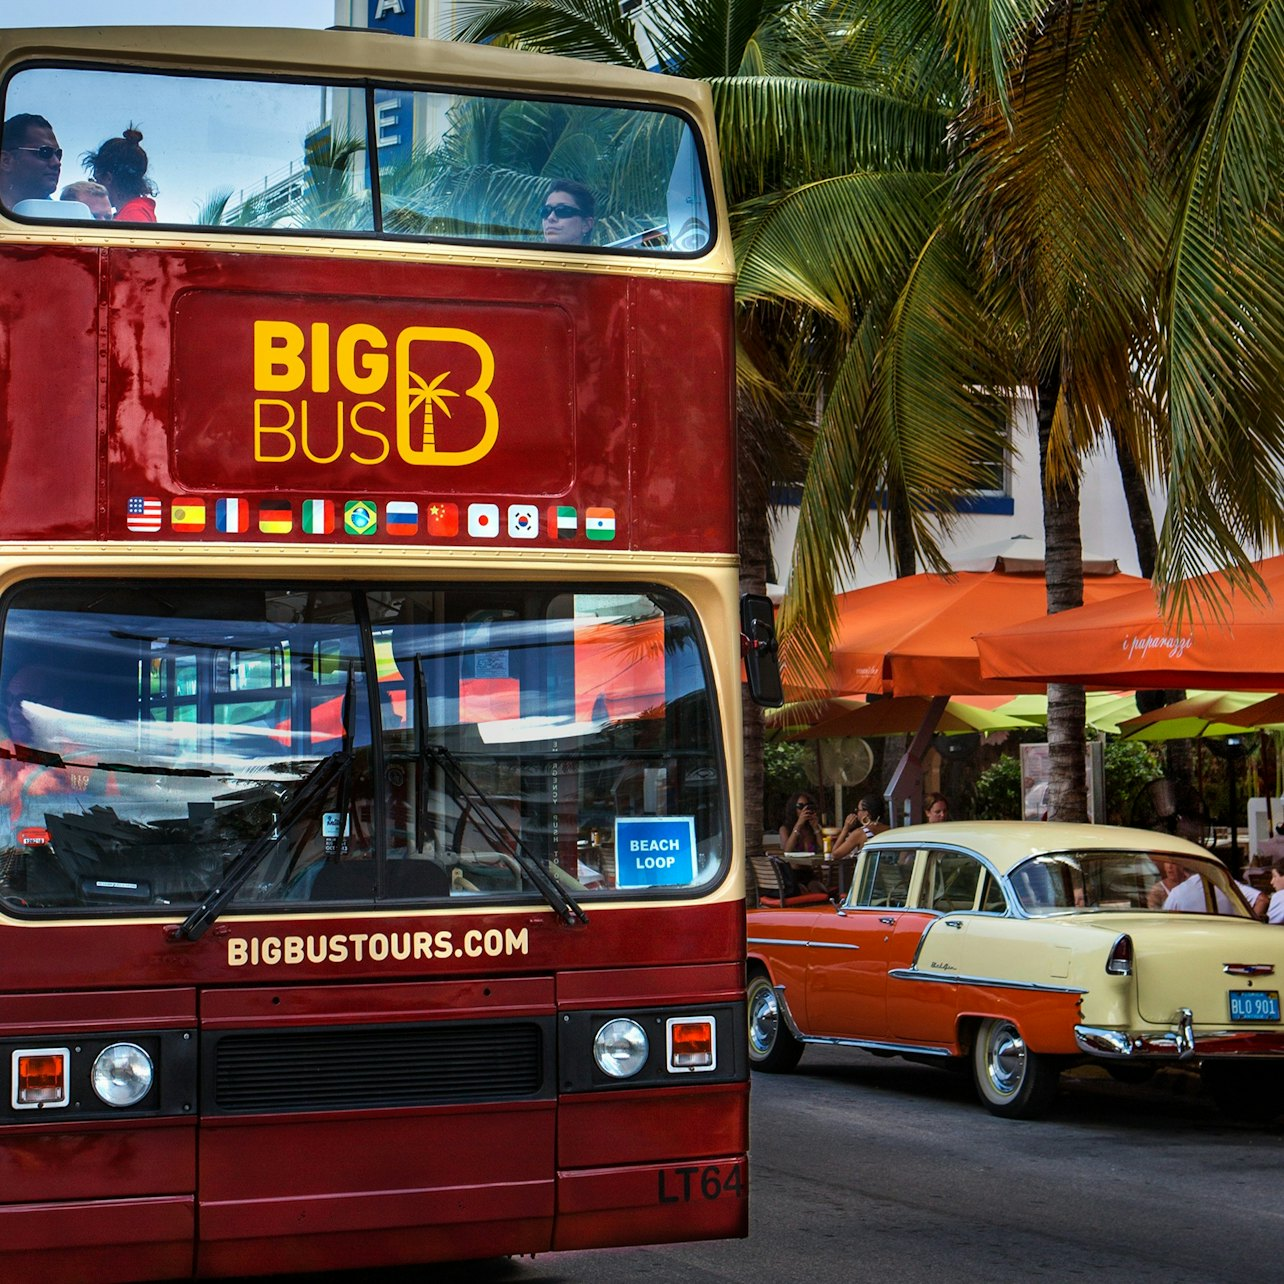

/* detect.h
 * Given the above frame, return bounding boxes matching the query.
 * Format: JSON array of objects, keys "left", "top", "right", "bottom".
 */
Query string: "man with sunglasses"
[
  {"left": 0, "top": 114, "right": 61, "bottom": 210},
  {"left": 540, "top": 179, "right": 595, "bottom": 246}
]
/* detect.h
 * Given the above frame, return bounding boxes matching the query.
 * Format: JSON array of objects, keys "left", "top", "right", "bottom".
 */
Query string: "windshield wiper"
[
  {"left": 414, "top": 660, "right": 586, "bottom": 928},
  {"left": 173, "top": 669, "right": 356, "bottom": 942}
]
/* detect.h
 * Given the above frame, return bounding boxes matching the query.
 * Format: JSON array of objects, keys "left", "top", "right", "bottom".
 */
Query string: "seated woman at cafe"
[
  {"left": 778, "top": 791, "right": 827, "bottom": 893},
  {"left": 832, "top": 794, "right": 889, "bottom": 859}
]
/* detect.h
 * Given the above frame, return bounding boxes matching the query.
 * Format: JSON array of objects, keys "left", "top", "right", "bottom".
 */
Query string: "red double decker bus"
[{"left": 0, "top": 25, "right": 754, "bottom": 1280}]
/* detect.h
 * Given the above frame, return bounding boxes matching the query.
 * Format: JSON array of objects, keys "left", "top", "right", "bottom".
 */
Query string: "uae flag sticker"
[
  {"left": 585, "top": 507, "right": 616, "bottom": 541},
  {"left": 302, "top": 499, "right": 335, "bottom": 534},
  {"left": 548, "top": 505, "right": 577, "bottom": 539}
]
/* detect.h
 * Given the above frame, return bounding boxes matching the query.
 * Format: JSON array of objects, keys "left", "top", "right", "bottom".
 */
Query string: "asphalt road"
[{"left": 273, "top": 1049, "right": 1284, "bottom": 1284}]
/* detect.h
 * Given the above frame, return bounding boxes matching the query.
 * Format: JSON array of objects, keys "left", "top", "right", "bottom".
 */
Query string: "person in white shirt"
[
  {"left": 1164, "top": 871, "right": 1267, "bottom": 918},
  {"left": 1268, "top": 858, "right": 1284, "bottom": 925}
]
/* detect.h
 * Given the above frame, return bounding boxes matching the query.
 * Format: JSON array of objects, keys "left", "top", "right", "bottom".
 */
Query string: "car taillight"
[
  {"left": 12, "top": 1048, "right": 71, "bottom": 1109},
  {"left": 667, "top": 1016, "right": 716, "bottom": 1072},
  {"left": 1106, "top": 934, "right": 1133, "bottom": 977}
]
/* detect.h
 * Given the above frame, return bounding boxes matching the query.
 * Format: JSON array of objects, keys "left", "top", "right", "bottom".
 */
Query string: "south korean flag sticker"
[{"left": 508, "top": 504, "right": 539, "bottom": 539}]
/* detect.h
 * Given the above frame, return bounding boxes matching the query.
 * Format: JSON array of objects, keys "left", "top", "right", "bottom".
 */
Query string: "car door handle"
[
  {"left": 879, "top": 916, "right": 897, "bottom": 925},
  {"left": 944, "top": 919, "right": 963, "bottom": 929}
]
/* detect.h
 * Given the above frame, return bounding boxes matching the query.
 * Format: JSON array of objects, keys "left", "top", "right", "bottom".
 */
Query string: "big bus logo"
[{"left": 252, "top": 321, "right": 500, "bottom": 468}]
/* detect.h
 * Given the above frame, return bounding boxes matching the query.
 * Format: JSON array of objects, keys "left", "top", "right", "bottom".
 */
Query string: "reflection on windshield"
[
  {"left": 1009, "top": 851, "right": 1254, "bottom": 917},
  {"left": 0, "top": 581, "right": 725, "bottom": 916},
  {"left": 2, "top": 65, "right": 712, "bottom": 253}
]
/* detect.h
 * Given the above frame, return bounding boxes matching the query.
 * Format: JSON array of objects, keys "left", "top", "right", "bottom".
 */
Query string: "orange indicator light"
[
  {"left": 667, "top": 1017, "right": 715, "bottom": 1071},
  {"left": 13, "top": 1048, "right": 71, "bottom": 1108}
]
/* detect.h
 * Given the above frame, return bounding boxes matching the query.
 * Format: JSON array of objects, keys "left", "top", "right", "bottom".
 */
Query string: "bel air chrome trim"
[
  {"left": 889, "top": 967, "right": 1085, "bottom": 996},
  {"left": 747, "top": 937, "right": 860, "bottom": 951},
  {"left": 774, "top": 985, "right": 952, "bottom": 1058}
]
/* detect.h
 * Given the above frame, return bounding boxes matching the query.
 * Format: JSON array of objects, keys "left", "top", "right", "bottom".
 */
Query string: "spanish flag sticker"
[{"left": 171, "top": 500, "right": 206, "bottom": 533}]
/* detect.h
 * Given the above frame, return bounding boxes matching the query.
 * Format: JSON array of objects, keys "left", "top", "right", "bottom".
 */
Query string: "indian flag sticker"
[
  {"left": 344, "top": 500, "right": 378, "bottom": 536},
  {"left": 585, "top": 507, "right": 616, "bottom": 541},
  {"left": 302, "top": 499, "right": 335, "bottom": 535},
  {"left": 386, "top": 500, "right": 418, "bottom": 536},
  {"left": 548, "top": 505, "right": 577, "bottom": 539}
]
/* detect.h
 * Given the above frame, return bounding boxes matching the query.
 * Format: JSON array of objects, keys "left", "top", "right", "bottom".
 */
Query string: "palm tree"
[{"left": 451, "top": 0, "right": 1004, "bottom": 843}]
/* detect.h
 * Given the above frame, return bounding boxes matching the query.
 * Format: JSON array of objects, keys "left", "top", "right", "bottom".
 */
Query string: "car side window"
[
  {"left": 923, "top": 851, "right": 991, "bottom": 912},
  {"left": 852, "top": 848, "right": 911, "bottom": 909}
]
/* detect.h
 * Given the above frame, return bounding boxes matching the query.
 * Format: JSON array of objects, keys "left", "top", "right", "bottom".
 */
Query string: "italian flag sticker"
[
  {"left": 302, "top": 499, "right": 335, "bottom": 534},
  {"left": 585, "top": 507, "right": 616, "bottom": 541}
]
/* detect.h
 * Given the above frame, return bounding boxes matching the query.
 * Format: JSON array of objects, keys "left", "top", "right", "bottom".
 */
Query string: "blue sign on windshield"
[{"left": 614, "top": 816, "right": 697, "bottom": 888}]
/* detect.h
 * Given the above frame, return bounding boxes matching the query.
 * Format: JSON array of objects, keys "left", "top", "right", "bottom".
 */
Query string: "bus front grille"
[{"left": 207, "top": 1020, "right": 550, "bottom": 1114}]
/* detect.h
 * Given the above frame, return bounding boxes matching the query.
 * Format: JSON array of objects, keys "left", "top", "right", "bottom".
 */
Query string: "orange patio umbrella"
[
  {"left": 784, "top": 565, "right": 1147, "bottom": 698},
  {"left": 977, "top": 554, "right": 1284, "bottom": 690}
]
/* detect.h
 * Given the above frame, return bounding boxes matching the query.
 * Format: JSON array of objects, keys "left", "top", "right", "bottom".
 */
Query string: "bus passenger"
[
  {"left": 61, "top": 180, "right": 112, "bottom": 220},
  {"left": 540, "top": 179, "right": 595, "bottom": 245},
  {"left": 84, "top": 126, "right": 156, "bottom": 222},
  {"left": 0, "top": 113, "right": 61, "bottom": 208}
]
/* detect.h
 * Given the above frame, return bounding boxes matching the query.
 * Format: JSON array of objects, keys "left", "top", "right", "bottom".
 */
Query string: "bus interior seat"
[{"left": 12, "top": 198, "right": 92, "bottom": 219}]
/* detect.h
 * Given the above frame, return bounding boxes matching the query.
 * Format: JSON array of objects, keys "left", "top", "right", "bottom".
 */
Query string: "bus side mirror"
[{"left": 740, "top": 594, "right": 783, "bottom": 708}]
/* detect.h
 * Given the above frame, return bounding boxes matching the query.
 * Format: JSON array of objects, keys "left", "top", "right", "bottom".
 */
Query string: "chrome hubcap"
[
  {"left": 987, "top": 1023, "right": 1026, "bottom": 1096},
  {"left": 748, "top": 985, "right": 779, "bottom": 1056}
]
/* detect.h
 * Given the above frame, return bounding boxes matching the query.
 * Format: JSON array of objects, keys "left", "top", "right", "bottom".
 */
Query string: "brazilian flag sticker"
[{"left": 344, "top": 500, "right": 378, "bottom": 536}]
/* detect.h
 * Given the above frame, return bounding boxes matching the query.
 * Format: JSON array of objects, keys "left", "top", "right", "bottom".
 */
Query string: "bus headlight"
[
  {"left": 593, "top": 1018, "right": 649, "bottom": 1078},
  {"left": 91, "top": 1042, "right": 154, "bottom": 1107}
]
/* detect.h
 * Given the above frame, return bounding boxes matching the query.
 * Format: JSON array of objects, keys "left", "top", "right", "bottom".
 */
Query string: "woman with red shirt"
[{"left": 83, "top": 125, "right": 156, "bottom": 222}]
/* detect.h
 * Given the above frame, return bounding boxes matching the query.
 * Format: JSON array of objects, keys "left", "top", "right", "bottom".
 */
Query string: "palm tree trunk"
[
  {"left": 738, "top": 399, "right": 771, "bottom": 870},
  {"left": 1111, "top": 425, "right": 1157, "bottom": 579},
  {"left": 1037, "top": 367, "right": 1089, "bottom": 821}
]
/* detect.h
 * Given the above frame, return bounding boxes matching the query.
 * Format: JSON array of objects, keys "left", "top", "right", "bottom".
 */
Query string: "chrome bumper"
[{"left": 1076, "top": 1009, "right": 1284, "bottom": 1060}]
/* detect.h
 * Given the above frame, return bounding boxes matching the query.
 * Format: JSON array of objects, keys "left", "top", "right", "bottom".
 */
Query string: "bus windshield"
[
  {"left": 0, "top": 580, "right": 726, "bottom": 915},
  {"left": 1, "top": 63, "right": 713, "bottom": 253}
]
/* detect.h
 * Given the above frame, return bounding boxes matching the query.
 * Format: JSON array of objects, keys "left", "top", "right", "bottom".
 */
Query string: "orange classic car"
[{"left": 746, "top": 822, "right": 1284, "bottom": 1119}]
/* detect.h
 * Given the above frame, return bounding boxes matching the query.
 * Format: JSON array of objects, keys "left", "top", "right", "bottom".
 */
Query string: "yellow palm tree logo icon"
[
  {"left": 394, "top": 328, "right": 499, "bottom": 467},
  {"left": 404, "top": 370, "right": 459, "bottom": 454}
]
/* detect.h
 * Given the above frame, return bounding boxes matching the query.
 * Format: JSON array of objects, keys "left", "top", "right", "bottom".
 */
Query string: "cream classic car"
[{"left": 746, "top": 822, "right": 1284, "bottom": 1119}]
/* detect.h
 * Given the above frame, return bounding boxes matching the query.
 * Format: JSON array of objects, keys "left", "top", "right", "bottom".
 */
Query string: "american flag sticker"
[
  {"left": 126, "top": 496, "right": 163, "bottom": 533},
  {"left": 386, "top": 500, "right": 418, "bottom": 536},
  {"left": 302, "top": 499, "right": 335, "bottom": 535},
  {"left": 585, "top": 507, "right": 616, "bottom": 541},
  {"left": 215, "top": 498, "right": 248, "bottom": 533}
]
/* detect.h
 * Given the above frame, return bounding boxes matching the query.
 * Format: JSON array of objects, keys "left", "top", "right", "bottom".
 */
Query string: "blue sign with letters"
[{"left": 614, "top": 816, "right": 698, "bottom": 889}]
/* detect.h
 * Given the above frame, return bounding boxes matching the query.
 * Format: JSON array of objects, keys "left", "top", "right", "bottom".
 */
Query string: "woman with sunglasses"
[
  {"left": 539, "top": 179, "right": 595, "bottom": 245},
  {"left": 831, "top": 794, "right": 889, "bottom": 858},
  {"left": 779, "top": 791, "right": 824, "bottom": 855},
  {"left": 84, "top": 125, "right": 156, "bottom": 223}
]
